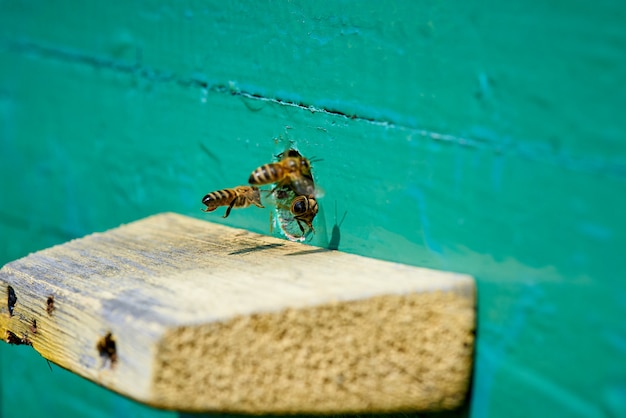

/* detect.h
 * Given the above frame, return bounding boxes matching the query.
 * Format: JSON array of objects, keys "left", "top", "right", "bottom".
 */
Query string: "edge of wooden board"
[{"left": 0, "top": 212, "right": 475, "bottom": 413}]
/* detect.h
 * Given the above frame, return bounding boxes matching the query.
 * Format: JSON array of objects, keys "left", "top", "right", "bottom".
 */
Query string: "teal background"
[{"left": 1, "top": 1, "right": 625, "bottom": 417}]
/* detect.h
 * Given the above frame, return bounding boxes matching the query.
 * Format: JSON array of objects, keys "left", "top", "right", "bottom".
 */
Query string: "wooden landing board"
[{"left": 0, "top": 213, "right": 475, "bottom": 414}]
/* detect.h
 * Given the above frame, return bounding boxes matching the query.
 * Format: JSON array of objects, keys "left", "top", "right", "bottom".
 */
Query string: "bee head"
[
  {"left": 290, "top": 196, "right": 308, "bottom": 215},
  {"left": 249, "top": 186, "right": 261, "bottom": 199}
]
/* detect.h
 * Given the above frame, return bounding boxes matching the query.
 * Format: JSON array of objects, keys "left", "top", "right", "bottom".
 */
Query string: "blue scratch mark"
[
  {"left": 471, "top": 283, "right": 542, "bottom": 417},
  {"left": 578, "top": 222, "right": 612, "bottom": 241},
  {"left": 10, "top": 39, "right": 626, "bottom": 180},
  {"left": 604, "top": 384, "right": 626, "bottom": 418},
  {"left": 406, "top": 186, "right": 442, "bottom": 254},
  {"left": 491, "top": 153, "right": 504, "bottom": 192},
  {"left": 477, "top": 72, "right": 491, "bottom": 97},
  {"left": 453, "top": 148, "right": 464, "bottom": 198}
]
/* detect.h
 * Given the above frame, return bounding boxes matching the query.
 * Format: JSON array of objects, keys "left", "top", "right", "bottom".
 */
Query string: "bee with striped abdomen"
[
  {"left": 201, "top": 186, "right": 264, "bottom": 218},
  {"left": 248, "top": 149, "right": 315, "bottom": 196}
]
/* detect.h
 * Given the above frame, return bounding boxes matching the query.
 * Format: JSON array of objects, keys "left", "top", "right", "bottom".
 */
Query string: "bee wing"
[
  {"left": 292, "top": 175, "right": 316, "bottom": 196},
  {"left": 261, "top": 187, "right": 284, "bottom": 210},
  {"left": 312, "top": 184, "right": 325, "bottom": 199}
]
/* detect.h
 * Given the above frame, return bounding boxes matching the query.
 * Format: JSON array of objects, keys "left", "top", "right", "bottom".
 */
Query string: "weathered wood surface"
[{"left": 0, "top": 212, "right": 475, "bottom": 414}]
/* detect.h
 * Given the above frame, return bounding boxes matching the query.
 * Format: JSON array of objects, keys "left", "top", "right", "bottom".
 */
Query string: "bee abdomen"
[
  {"left": 202, "top": 189, "right": 235, "bottom": 209},
  {"left": 249, "top": 164, "right": 281, "bottom": 185}
]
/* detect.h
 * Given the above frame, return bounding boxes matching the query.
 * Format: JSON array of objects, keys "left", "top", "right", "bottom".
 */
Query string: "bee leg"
[
  {"left": 202, "top": 207, "right": 216, "bottom": 212},
  {"left": 301, "top": 219, "right": 315, "bottom": 234},
  {"left": 276, "top": 202, "right": 291, "bottom": 211},
  {"left": 265, "top": 186, "right": 277, "bottom": 197},
  {"left": 223, "top": 200, "right": 237, "bottom": 218},
  {"left": 296, "top": 219, "right": 306, "bottom": 235},
  {"left": 267, "top": 179, "right": 289, "bottom": 197},
  {"left": 253, "top": 201, "right": 265, "bottom": 209}
]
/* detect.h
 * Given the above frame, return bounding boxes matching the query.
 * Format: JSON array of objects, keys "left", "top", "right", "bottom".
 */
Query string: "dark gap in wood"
[
  {"left": 46, "top": 296, "right": 55, "bottom": 315},
  {"left": 7, "top": 285, "right": 17, "bottom": 316},
  {"left": 96, "top": 332, "right": 118, "bottom": 368},
  {"left": 6, "top": 330, "right": 32, "bottom": 346}
]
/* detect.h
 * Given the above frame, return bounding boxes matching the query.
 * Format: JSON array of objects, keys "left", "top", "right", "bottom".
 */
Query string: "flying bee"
[
  {"left": 290, "top": 194, "right": 318, "bottom": 235},
  {"left": 201, "top": 186, "right": 264, "bottom": 218},
  {"left": 248, "top": 149, "right": 315, "bottom": 196}
]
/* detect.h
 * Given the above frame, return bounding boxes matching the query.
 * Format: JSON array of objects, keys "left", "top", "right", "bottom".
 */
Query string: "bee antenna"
[
  {"left": 309, "top": 156, "right": 324, "bottom": 163},
  {"left": 335, "top": 201, "right": 347, "bottom": 226}
]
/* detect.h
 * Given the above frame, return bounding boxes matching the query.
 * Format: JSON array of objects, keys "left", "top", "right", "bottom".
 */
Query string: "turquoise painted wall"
[{"left": 1, "top": 1, "right": 625, "bottom": 417}]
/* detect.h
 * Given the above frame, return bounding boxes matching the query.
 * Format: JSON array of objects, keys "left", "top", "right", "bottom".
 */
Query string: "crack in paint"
[{"left": 8, "top": 39, "right": 626, "bottom": 181}]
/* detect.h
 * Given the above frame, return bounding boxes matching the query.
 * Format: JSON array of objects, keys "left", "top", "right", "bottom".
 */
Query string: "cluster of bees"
[{"left": 201, "top": 149, "right": 319, "bottom": 241}]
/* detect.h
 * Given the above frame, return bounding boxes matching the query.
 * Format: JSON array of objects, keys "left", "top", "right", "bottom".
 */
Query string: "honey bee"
[
  {"left": 290, "top": 194, "right": 318, "bottom": 234},
  {"left": 201, "top": 186, "right": 264, "bottom": 218},
  {"left": 248, "top": 149, "right": 315, "bottom": 196},
  {"left": 270, "top": 187, "right": 319, "bottom": 241}
]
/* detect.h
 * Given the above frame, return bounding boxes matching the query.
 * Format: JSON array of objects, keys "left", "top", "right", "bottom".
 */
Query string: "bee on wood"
[
  {"left": 201, "top": 186, "right": 264, "bottom": 218},
  {"left": 248, "top": 149, "right": 315, "bottom": 196},
  {"left": 290, "top": 194, "right": 319, "bottom": 235}
]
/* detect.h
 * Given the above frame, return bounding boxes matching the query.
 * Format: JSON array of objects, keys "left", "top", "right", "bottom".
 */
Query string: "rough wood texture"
[{"left": 0, "top": 213, "right": 475, "bottom": 414}]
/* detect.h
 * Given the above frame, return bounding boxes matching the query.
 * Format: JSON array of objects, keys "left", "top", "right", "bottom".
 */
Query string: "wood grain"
[{"left": 0, "top": 213, "right": 475, "bottom": 413}]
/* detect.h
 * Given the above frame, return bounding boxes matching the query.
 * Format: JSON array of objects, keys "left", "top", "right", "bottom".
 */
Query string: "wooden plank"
[{"left": 0, "top": 213, "right": 475, "bottom": 414}]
